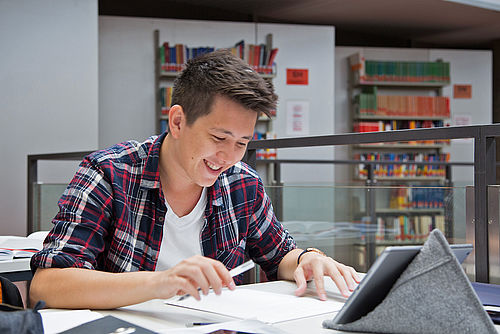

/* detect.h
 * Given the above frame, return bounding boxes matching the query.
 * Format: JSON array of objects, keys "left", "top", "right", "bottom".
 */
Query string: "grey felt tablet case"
[{"left": 323, "top": 229, "right": 497, "bottom": 333}]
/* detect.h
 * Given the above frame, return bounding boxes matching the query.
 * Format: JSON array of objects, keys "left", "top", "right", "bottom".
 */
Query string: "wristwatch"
[{"left": 297, "top": 247, "right": 326, "bottom": 265}]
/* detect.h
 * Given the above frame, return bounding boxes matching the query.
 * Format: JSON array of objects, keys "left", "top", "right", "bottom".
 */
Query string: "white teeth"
[{"left": 205, "top": 160, "right": 221, "bottom": 171}]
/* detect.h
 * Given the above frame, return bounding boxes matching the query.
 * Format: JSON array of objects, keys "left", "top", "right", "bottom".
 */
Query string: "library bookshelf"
[
  {"left": 347, "top": 52, "right": 453, "bottom": 255},
  {"left": 153, "top": 30, "right": 277, "bottom": 163}
]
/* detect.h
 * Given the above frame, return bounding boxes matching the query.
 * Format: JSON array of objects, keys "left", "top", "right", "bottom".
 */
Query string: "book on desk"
[{"left": 0, "top": 236, "right": 43, "bottom": 261}]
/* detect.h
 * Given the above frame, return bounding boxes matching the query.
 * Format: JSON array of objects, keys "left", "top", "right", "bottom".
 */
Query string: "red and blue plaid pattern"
[{"left": 31, "top": 132, "right": 295, "bottom": 282}]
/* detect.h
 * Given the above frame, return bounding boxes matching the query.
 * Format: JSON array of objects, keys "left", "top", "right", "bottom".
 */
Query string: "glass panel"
[
  {"left": 266, "top": 183, "right": 469, "bottom": 274},
  {"left": 489, "top": 185, "right": 500, "bottom": 284},
  {"left": 32, "top": 183, "right": 67, "bottom": 232},
  {"left": 32, "top": 181, "right": 473, "bottom": 277}
]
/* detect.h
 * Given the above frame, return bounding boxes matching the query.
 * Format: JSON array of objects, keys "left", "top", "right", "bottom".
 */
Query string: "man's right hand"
[
  {"left": 155, "top": 255, "right": 236, "bottom": 300},
  {"left": 30, "top": 255, "right": 235, "bottom": 309}
]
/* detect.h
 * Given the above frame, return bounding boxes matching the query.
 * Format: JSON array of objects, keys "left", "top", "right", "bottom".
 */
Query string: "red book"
[{"left": 253, "top": 45, "right": 260, "bottom": 67}]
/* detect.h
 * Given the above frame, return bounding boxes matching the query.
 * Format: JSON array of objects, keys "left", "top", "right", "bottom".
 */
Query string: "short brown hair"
[{"left": 171, "top": 49, "right": 277, "bottom": 125}]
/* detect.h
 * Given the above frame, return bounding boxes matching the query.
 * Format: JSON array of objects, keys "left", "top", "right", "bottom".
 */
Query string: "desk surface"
[
  {"left": 0, "top": 258, "right": 32, "bottom": 281},
  {"left": 40, "top": 281, "right": 344, "bottom": 334},
  {"left": 0, "top": 235, "right": 43, "bottom": 281},
  {"left": 0, "top": 258, "right": 31, "bottom": 273},
  {"left": 40, "top": 280, "right": 500, "bottom": 334}
]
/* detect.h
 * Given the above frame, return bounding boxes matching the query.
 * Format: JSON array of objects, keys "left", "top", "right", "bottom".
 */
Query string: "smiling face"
[{"left": 166, "top": 95, "right": 258, "bottom": 188}]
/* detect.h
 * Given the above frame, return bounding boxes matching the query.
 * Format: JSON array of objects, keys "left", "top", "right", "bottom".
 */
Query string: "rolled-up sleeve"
[
  {"left": 30, "top": 157, "right": 113, "bottom": 273},
  {"left": 247, "top": 177, "right": 296, "bottom": 280}
]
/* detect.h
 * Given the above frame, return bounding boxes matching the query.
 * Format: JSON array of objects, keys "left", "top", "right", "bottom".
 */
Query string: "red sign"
[
  {"left": 454, "top": 84, "right": 472, "bottom": 99},
  {"left": 286, "top": 69, "right": 308, "bottom": 85}
]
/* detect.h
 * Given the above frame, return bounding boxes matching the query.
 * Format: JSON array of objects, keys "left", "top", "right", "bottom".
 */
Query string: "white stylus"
[
  {"left": 177, "top": 260, "right": 255, "bottom": 301},
  {"left": 228, "top": 260, "right": 255, "bottom": 277}
]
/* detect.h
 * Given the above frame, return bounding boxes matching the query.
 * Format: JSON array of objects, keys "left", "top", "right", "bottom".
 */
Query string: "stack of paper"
[
  {"left": 0, "top": 236, "right": 43, "bottom": 261},
  {"left": 165, "top": 288, "right": 344, "bottom": 324}
]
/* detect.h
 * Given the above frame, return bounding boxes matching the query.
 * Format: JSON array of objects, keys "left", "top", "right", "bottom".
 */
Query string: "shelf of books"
[
  {"left": 354, "top": 152, "right": 450, "bottom": 180},
  {"left": 154, "top": 29, "right": 278, "bottom": 161},
  {"left": 349, "top": 52, "right": 450, "bottom": 86},
  {"left": 348, "top": 52, "right": 453, "bottom": 250},
  {"left": 375, "top": 213, "right": 445, "bottom": 244}
]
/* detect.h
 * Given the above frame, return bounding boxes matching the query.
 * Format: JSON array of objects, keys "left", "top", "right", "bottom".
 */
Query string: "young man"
[{"left": 30, "top": 50, "right": 359, "bottom": 309}]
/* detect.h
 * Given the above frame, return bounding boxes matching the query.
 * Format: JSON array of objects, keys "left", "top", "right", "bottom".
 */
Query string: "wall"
[
  {"left": 98, "top": 17, "right": 335, "bottom": 186},
  {"left": 0, "top": 0, "right": 99, "bottom": 236}
]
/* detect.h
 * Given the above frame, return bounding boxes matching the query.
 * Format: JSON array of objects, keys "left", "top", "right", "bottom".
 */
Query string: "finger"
[
  {"left": 293, "top": 266, "right": 307, "bottom": 297},
  {"left": 176, "top": 259, "right": 211, "bottom": 296},
  {"left": 201, "top": 260, "right": 228, "bottom": 295},
  {"left": 351, "top": 267, "right": 362, "bottom": 284},
  {"left": 214, "top": 261, "right": 236, "bottom": 291},
  {"left": 338, "top": 265, "right": 358, "bottom": 291},
  {"left": 176, "top": 276, "right": 201, "bottom": 301},
  {"left": 311, "top": 262, "right": 327, "bottom": 301},
  {"left": 326, "top": 264, "right": 350, "bottom": 298}
]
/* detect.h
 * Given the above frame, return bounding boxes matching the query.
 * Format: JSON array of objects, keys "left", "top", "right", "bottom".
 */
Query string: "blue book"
[{"left": 471, "top": 282, "right": 500, "bottom": 324}]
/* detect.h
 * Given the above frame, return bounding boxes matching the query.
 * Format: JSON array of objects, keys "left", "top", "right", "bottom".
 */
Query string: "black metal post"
[
  {"left": 444, "top": 165, "right": 453, "bottom": 239},
  {"left": 271, "top": 162, "right": 283, "bottom": 221},
  {"left": 244, "top": 148, "right": 257, "bottom": 170},
  {"left": 27, "top": 156, "right": 37, "bottom": 235},
  {"left": 474, "top": 131, "right": 496, "bottom": 282},
  {"left": 365, "top": 164, "right": 377, "bottom": 267}
]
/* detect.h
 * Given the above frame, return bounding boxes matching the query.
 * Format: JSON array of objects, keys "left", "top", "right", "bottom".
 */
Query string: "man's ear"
[{"left": 168, "top": 105, "right": 185, "bottom": 138}]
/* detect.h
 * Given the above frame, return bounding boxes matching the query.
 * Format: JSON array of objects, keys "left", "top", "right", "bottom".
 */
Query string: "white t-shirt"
[{"left": 155, "top": 187, "right": 207, "bottom": 271}]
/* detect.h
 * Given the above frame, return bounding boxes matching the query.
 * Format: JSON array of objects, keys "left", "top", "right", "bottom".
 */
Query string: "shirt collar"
[
  {"left": 140, "top": 131, "right": 167, "bottom": 190},
  {"left": 140, "top": 131, "right": 224, "bottom": 210}
]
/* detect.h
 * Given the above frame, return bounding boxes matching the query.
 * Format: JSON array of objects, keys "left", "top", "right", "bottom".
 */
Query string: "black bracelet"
[{"left": 297, "top": 247, "right": 326, "bottom": 265}]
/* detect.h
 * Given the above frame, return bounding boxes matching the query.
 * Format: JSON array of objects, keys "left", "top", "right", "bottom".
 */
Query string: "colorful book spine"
[
  {"left": 349, "top": 52, "right": 450, "bottom": 84},
  {"left": 376, "top": 215, "right": 435, "bottom": 242},
  {"left": 160, "top": 39, "right": 277, "bottom": 75},
  {"left": 355, "top": 152, "right": 450, "bottom": 179},
  {"left": 253, "top": 131, "right": 277, "bottom": 159},
  {"left": 355, "top": 94, "right": 450, "bottom": 118},
  {"left": 362, "top": 60, "right": 450, "bottom": 83},
  {"left": 159, "top": 87, "right": 173, "bottom": 114},
  {"left": 160, "top": 43, "right": 215, "bottom": 72},
  {"left": 352, "top": 120, "right": 449, "bottom": 145}
]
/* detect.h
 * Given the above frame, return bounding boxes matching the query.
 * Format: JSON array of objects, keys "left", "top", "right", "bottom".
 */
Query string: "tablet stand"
[{"left": 323, "top": 229, "right": 496, "bottom": 333}]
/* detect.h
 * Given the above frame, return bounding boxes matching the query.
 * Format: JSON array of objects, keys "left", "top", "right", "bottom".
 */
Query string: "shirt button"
[{"left": 158, "top": 217, "right": 164, "bottom": 222}]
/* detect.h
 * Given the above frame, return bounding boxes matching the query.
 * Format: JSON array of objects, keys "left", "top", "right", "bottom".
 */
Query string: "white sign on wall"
[
  {"left": 286, "top": 100, "right": 310, "bottom": 136},
  {"left": 453, "top": 114, "right": 473, "bottom": 144}
]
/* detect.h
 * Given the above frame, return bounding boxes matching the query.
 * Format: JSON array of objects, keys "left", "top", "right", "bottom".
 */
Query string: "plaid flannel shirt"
[{"left": 31, "top": 132, "right": 296, "bottom": 282}]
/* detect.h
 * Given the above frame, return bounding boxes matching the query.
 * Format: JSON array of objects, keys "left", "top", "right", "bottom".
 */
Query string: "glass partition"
[
  {"left": 32, "top": 183, "right": 67, "bottom": 232},
  {"left": 267, "top": 183, "right": 469, "bottom": 274}
]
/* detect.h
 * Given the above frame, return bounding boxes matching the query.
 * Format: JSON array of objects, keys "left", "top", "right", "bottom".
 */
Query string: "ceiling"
[{"left": 99, "top": 0, "right": 500, "bottom": 49}]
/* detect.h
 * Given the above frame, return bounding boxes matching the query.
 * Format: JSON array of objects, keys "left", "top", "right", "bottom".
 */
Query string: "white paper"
[
  {"left": 165, "top": 288, "right": 343, "bottom": 324},
  {"left": 40, "top": 309, "right": 103, "bottom": 334},
  {"left": 286, "top": 100, "right": 310, "bottom": 136},
  {"left": 0, "top": 236, "right": 43, "bottom": 250}
]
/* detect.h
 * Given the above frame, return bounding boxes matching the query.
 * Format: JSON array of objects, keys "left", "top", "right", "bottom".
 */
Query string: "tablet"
[{"left": 332, "top": 243, "right": 473, "bottom": 325}]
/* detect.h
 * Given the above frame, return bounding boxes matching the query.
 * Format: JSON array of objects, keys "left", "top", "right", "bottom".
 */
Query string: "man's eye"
[
  {"left": 213, "top": 136, "right": 224, "bottom": 141},
  {"left": 237, "top": 142, "right": 247, "bottom": 147}
]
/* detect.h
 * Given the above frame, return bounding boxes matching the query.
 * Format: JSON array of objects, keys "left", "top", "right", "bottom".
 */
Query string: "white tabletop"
[
  {"left": 0, "top": 257, "right": 31, "bottom": 274},
  {"left": 39, "top": 279, "right": 500, "bottom": 334},
  {"left": 40, "top": 280, "right": 343, "bottom": 334}
]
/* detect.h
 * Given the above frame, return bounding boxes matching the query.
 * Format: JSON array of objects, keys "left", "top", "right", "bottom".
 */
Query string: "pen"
[
  {"left": 177, "top": 260, "right": 254, "bottom": 301},
  {"left": 185, "top": 322, "right": 218, "bottom": 327}
]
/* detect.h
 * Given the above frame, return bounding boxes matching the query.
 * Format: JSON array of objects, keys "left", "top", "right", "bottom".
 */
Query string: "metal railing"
[
  {"left": 245, "top": 124, "right": 500, "bottom": 283},
  {"left": 256, "top": 158, "right": 473, "bottom": 268},
  {"left": 27, "top": 124, "right": 499, "bottom": 282}
]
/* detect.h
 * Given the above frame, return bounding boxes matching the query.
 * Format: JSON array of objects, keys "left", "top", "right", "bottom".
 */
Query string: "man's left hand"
[{"left": 293, "top": 250, "right": 360, "bottom": 300}]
